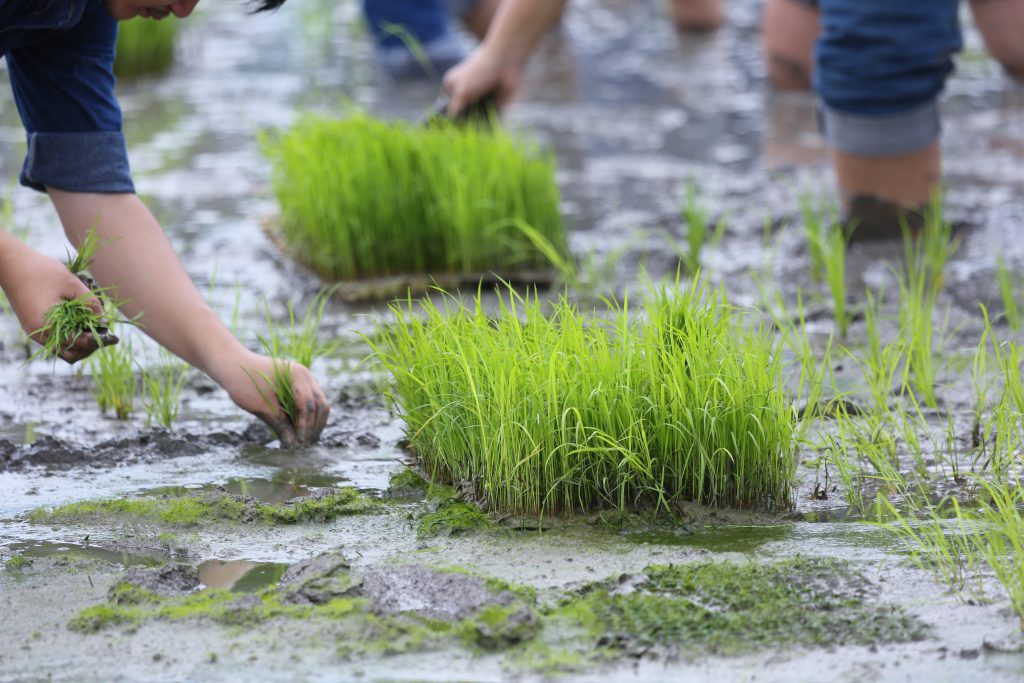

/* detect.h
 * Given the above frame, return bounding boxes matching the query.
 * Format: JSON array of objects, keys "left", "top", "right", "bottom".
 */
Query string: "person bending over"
[{"left": 0, "top": 0, "right": 329, "bottom": 447}]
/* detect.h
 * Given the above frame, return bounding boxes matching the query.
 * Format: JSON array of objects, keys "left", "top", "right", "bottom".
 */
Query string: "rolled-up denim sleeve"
[
  {"left": 6, "top": 0, "right": 134, "bottom": 193},
  {"left": 813, "top": 0, "right": 961, "bottom": 156}
]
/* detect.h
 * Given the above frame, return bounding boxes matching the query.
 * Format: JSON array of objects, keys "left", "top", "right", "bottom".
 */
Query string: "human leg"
[
  {"left": 762, "top": 0, "right": 819, "bottom": 91},
  {"left": 969, "top": 0, "right": 1024, "bottom": 82},
  {"left": 814, "top": 0, "right": 961, "bottom": 237},
  {"left": 667, "top": 0, "right": 725, "bottom": 33}
]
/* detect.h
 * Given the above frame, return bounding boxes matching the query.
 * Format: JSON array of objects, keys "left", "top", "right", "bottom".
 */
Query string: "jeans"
[{"left": 813, "top": 0, "right": 962, "bottom": 156}]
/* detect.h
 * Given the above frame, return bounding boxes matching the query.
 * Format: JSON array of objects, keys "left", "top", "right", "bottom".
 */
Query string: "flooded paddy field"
[{"left": 2, "top": 1, "right": 1024, "bottom": 681}]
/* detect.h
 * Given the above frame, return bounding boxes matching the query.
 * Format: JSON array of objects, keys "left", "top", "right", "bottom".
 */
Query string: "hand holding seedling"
[
  {"left": 221, "top": 350, "right": 330, "bottom": 448},
  {"left": 442, "top": 0, "right": 567, "bottom": 116},
  {"left": 0, "top": 232, "right": 116, "bottom": 364}
]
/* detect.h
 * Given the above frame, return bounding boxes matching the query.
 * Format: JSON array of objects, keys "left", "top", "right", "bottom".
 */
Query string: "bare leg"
[
  {"left": 969, "top": 0, "right": 1024, "bottom": 81},
  {"left": 832, "top": 142, "right": 940, "bottom": 239},
  {"left": 668, "top": 0, "right": 725, "bottom": 33},
  {"left": 762, "top": 0, "right": 819, "bottom": 90}
]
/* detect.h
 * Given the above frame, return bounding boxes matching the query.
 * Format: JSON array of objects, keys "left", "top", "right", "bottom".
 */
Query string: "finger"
[
  {"left": 313, "top": 391, "right": 330, "bottom": 439},
  {"left": 294, "top": 395, "right": 316, "bottom": 446},
  {"left": 59, "top": 332, "right": 101, "bottom": 365},
  {"left": 262, "top": 412, "right": 297, "bottom": 449}
]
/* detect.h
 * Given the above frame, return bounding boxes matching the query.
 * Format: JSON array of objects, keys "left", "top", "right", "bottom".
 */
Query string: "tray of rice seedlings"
[
  {"left": 371, "top": 277, "right": 797, "bottom": 517},
  {"left": 262, "top": 110, "right": 567, "bottom": 302},
  {"left": 114, "top": 17, "right": 178, "bottom": 78}
]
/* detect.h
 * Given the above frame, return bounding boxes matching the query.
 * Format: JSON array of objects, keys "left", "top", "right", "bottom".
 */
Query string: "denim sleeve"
[
  {"left": 5, "top": 0, "right": 134, "bottom": 193},
  {"left": 813, "top": 0, "right": 961, "bottom": 156}
]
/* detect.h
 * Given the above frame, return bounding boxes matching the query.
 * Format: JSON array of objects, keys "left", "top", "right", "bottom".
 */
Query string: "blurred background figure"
[
  {"left": 762, "top": 0, "right": 1024, "bottom": 237},
  {"left": 362, "top": 0, "right": 503, "bottom": 80}
]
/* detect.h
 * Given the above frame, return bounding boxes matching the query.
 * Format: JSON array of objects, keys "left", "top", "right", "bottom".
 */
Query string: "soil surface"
[{"left": 2, "top": 1, "right": 1024, "bottom": 681}]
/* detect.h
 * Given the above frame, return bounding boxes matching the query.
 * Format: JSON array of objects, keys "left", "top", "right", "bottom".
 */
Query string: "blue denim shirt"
[{"left": 1, "top": 0, "right": 134, "bottom": 193}]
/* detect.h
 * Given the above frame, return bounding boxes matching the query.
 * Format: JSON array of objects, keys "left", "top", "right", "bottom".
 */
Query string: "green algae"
[
  {"left": 70, "top": 583, "right": 366, "bottom": 634},
  {"left": 417, "top": 501, "right": 493, "bottom": 537},
  {"left": 387, "top": 468, "right": 429, "bottom": 493},
  {"left": 551, "top": 557, "right": 926, "bottom": 657},
  {"left": 458, "top": 603, "right": 539, "bottom": 651},
  {"left": 30, "top": 487, "right": 377, "bottom": 528},
  {"left": 4, "top": 554, "right": 32, "bottom": 571}
]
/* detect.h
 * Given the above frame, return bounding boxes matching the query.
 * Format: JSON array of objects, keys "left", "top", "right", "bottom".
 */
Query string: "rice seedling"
[
  {"left": 88, "top": 338, "right": 138, "bottom": 419},
  {"left": 262, "top": 110, "right": 566, "bottom": 282},
  {"left": 995, "top": 256, "right": 1022, "bottom": 331},
  {"left": 142, "top": 350, "right": 188, "bottom": 428},
  {"left": 65, "top": 227, "right": 100, "bottom": 276},
  {"left": 244, "top": 359, "right": 298, "bottom": 430},
  {"left": 881, "top": 479, "right": 1024, "bottom": 630},
  {"left": 800, "top": 193, "right": 828, "bottom": 283},
  {"left": 370, "top": 276, "right": 797, "bottom": 516},
  {"left": 114, "top": 18, "right": 177, "bottom": 78},
  {"left": 821, "top": 220, "right": 850, "bottom": 338},
  {"left": 257, "top": 288, "right": 341, "bottom": 369},
  {"left": 677, "top": 185, "right": 726, "bottom": 275},
  {"left": 29, "top": 294, "right": 112, "bottom": 363}
]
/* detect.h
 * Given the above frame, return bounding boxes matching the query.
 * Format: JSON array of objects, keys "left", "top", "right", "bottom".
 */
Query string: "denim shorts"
[
  {"left": 1, "top": 0, "right": 134, "bottom": 193},
  {"left": 363, "top": 0, "right": 482, "bottom": 48},
  {"left": 813, "top": 0, "right": 962, "bottom": 156}
]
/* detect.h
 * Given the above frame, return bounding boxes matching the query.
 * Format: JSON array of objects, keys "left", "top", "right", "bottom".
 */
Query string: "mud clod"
[
  {"left": 114, "top": 564, "right": 200, "bottom": 601},
  {"left": 358, "top": 565, "right": 518, "bottom": 622}
]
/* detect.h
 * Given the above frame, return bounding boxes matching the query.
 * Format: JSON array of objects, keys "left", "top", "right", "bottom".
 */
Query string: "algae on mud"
[
  {"left": 66, "top": 553, "right": 925, "bottom": 677},
  {"left": 30, "top": 486, "right": 377, "bottom": 528}
]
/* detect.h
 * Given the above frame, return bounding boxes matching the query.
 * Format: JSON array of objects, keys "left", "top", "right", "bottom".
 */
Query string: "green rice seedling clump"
[
  {"left": 372, "top": 278, "right": 797, "bottom": 516},
  {"left": 114, "top": 18, "right": 177, "bottom": 78},
  {"left": 263, "top": 111, "right": 566, "bottom": 281},
  {"left": 88, "top": 339, "right": 138, "bottom": 419},
  {"left": 142, "top": 350, "right": 188, "bottom": 428},
  {"left": 30, "top": 295, "right": 109, "bottom": 362}
]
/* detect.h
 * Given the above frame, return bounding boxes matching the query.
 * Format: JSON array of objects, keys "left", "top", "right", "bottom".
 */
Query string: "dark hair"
[{"left": 251, "top": 0, "right": 287, "bottom": 12}]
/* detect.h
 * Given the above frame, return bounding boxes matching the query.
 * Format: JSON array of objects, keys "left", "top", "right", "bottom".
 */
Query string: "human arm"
[
  {"left": 47, "top": 189, "right": 330, "bottom": 446},
  {"left": 0, "top": 230, "right": 113, "bottom": 363},
  {"left": 443, "top": 0, "right": 568, "bottom": 115}
]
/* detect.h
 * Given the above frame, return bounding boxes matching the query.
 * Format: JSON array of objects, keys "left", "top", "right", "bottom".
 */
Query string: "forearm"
[
  {"left": 46, "top": 189, "right": 245, "bottom": 380},
  {"left": 482, "top": 0, "right": 568, "bottom": 65}
]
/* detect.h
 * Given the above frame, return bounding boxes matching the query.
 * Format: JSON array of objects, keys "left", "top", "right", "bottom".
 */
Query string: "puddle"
[
  {"left": 1, "top": 539, "right": 162, "bottom": 570},
  {"left": 197, "top": 559, "right": 288, "bottom": 592},
  {"left": 145, "top": 475, "right": 343, "bottom": 505},
  {"left": 628, "top": 524, "right": 794, "bottom": 553}
]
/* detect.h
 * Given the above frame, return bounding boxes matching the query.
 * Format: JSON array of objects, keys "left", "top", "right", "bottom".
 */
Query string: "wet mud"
[{"left": 2, "top": 0, "right": 1024, "bottom": 681}]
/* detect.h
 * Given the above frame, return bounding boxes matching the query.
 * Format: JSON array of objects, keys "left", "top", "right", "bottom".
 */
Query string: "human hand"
[
  {"left": 216, "top": 349, "right": 330, "bottom": 448},
  {"left": 443, "top": 48, "right": 524, "bottom": 117},
  {"left": 0, "top": 243, "right": 115, "bottom": 364}
]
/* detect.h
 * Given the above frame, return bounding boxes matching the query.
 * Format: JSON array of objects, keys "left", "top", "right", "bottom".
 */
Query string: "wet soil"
[{"left": 2, "top": 0, "right": 1024, "bottom": 681}]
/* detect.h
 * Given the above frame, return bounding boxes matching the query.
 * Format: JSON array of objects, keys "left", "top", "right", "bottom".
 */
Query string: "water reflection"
[{"left": 197, "top": 559, "right": 288, "bottom": 591}]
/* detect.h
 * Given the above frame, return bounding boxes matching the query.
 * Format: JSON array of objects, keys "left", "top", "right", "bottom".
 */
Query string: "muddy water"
[{"left": 2, "top": 0, "right": 1024, "bottom": 681}]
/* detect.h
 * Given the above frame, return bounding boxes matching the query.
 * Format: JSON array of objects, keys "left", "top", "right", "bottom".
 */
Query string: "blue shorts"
[
  {"left": 363, "top": 0, "right": 481, "bottom": 49},
  {"left": 1, "top": 0, "right": 134, "bottom": 193},
  {"left": 813, "top": 0, "right": 962, "bottom": 156}
]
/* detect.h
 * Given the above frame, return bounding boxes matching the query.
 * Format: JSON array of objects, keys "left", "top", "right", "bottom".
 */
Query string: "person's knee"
[
  {"left": 762, "top": 0, "right": 819, "bottom": 91},
  {"left": 970, "top": 0, "right": 1024, "bottom": 82}
]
